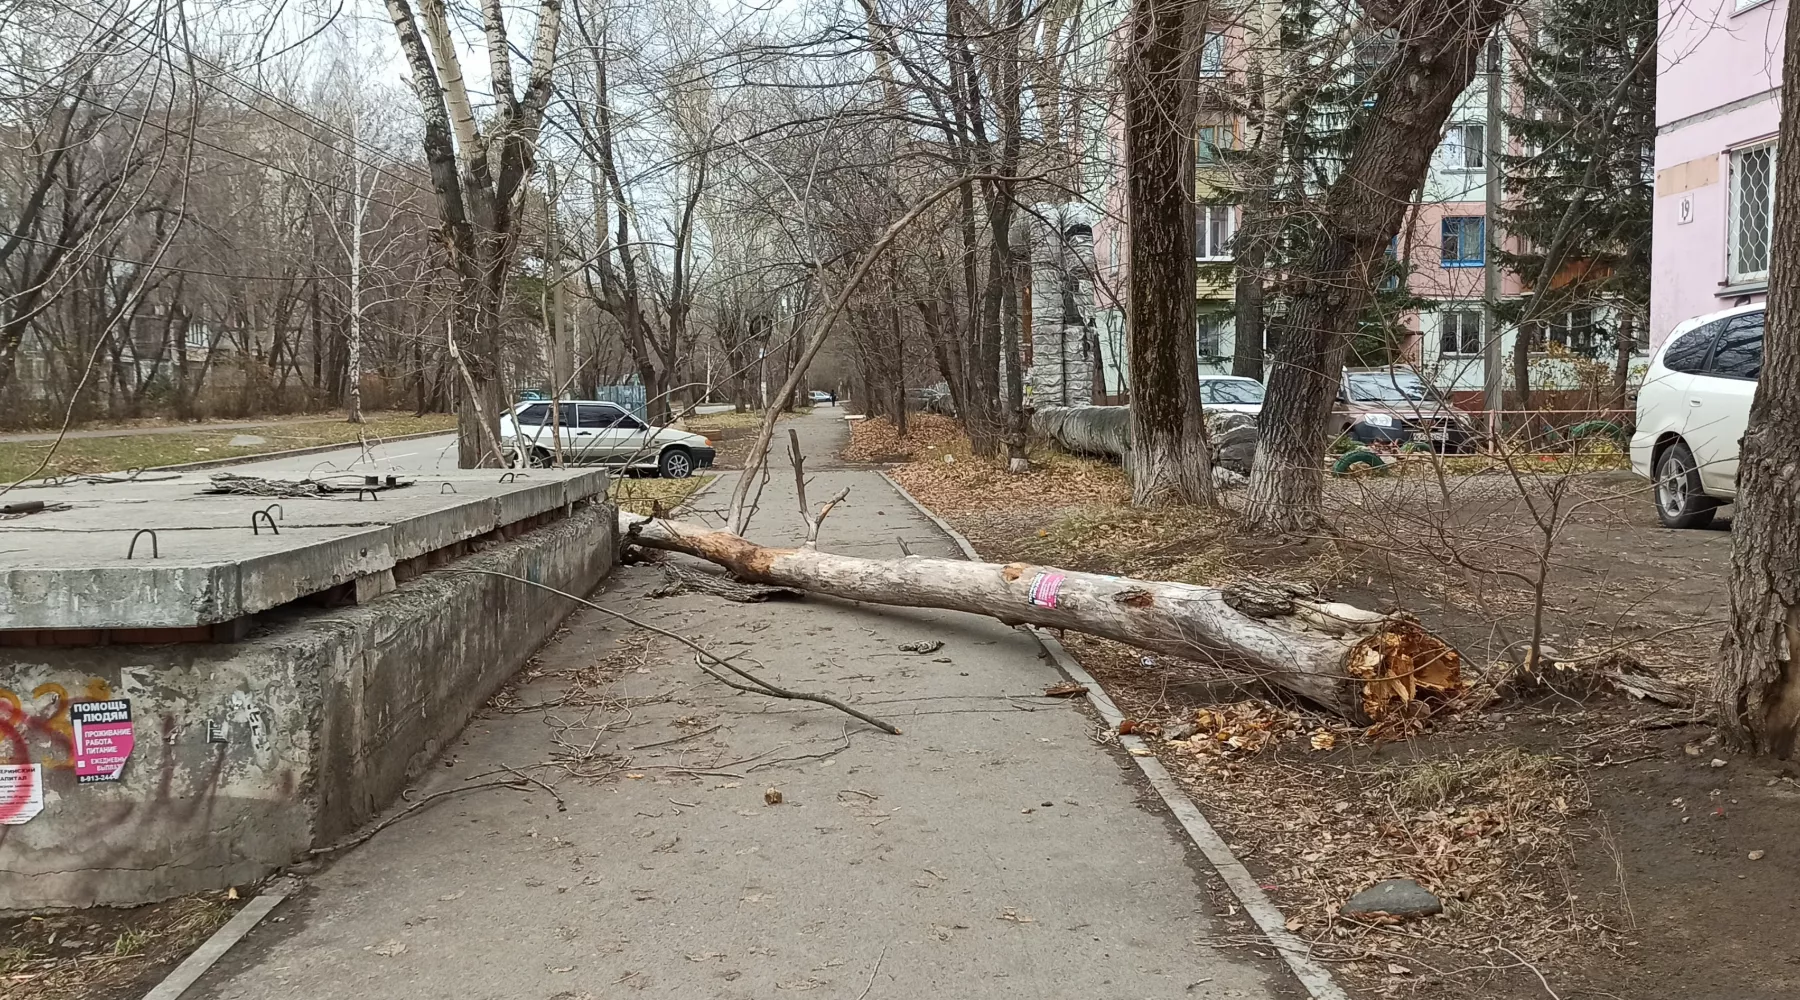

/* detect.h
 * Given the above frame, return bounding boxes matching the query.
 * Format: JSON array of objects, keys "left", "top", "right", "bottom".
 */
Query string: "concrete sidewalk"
[{"left": 189, "top": 410, "right": 1294, "bottom": 1000}]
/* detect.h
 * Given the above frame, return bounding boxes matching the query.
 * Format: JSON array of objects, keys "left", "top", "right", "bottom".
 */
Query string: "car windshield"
[
  {"left": 1345, "top": 372, "right": 1430, "bottom": 403},
  {"left": 1201, "top": 380, "right": 1264, "bottom": 405}
]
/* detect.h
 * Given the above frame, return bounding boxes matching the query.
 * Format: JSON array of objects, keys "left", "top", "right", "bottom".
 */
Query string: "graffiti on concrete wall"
[{"left": 0, "top": 679, "right": 112, "bottom": 823}]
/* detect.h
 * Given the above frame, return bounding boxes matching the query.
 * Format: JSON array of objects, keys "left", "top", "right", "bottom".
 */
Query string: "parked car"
[
  {"left": 500, "top": 400, "right": 716, "bottom": 478},
  {"left": 1198, "top": 375, "right": 1266, "bottom": 415},
  {"left": 1629, "top": 303, "right": 1763, "bottom": 528},
  {"left": 809, "top": 390, "right": 835, "bottom": 406},
  {"left": 1332, "top": 367, "right": 1476, "bottom": 452}
]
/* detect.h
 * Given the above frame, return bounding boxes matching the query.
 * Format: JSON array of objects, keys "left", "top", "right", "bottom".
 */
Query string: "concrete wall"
[{"left": 0, "top": 502, "right": 616, "bottom": 911}]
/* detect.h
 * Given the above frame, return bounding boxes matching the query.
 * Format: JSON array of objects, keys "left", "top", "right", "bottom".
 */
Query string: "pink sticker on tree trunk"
[
  {"left": 1027, "top": 571, "right": 1066, "bottom": 608},
  {"left": 72, "top": 699, "right": 134, "bottom": 784}
]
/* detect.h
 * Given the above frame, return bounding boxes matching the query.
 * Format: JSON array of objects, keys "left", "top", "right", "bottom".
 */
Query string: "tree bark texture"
[
  {"left": 622, "top": 513, "right": 1463, "bottom": 722},
  {"left": 1122, "top": 0, "right": 1213, "bottom": 506},
  {"left": 1243, "top": 0, "right": 1511, "bottom": 530},
  {"left": 1715, "top": 0, "right": 1800, "bottom": 758}
]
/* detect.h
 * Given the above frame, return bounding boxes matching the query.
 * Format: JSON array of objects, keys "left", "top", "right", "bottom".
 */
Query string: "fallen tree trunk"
[{"left": 619, "top": 513, "right": 1462, "bottom": 722}]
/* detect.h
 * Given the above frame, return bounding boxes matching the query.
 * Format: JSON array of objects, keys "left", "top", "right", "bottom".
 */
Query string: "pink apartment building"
[{"left": 1653, "top": 0, "right": 1785, "bottom": 347}]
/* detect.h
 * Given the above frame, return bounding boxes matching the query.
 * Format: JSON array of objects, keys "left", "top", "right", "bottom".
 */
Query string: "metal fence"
[{"left": 592, "top": 383, "right": 648, "bottom": 421}]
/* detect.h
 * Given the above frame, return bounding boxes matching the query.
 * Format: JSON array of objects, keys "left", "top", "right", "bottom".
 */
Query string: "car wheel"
[
  {"left": 529, "top": 447, "right": 554, "bottom": 469},
  {"left": 658, "top": 447, "right": 694, "bottom": 480},
  {"left": 1654, "top": 441, "right": 1717, "bottom": 529}
]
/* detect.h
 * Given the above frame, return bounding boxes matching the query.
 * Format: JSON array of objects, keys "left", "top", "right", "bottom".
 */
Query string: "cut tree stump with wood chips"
[{"left": 618, "top": 513, "right": 1463, "bottom": 722}]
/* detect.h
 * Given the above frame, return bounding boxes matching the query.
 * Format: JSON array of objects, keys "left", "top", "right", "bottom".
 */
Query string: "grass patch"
[
  {"left": 109, "top": 930, "right": 150, "bottom": 958},
  {"left": 682, "top": 408, "right": 774, "bottom": 433},
  {"left": 1388, "top": 747, "right": 1560, "bottom": 812},
  {"left": 0, "top": 412, "right": 457, "bottom": 483},
  {"left": 610, "top": 474, "right": 713, "bottom": 517}
]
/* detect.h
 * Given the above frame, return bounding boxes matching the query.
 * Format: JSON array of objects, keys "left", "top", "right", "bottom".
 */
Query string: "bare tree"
[
  {"left": 383, "top": 0, "right": 563, "bottom": 466},
  {"left": 1715, "top": 0, "right": 1800, "bottom": 759},
  {"left": 1243, "top": 0, "right": 1512, "bottom": 532},
  {"left": 1120, "top": 0, "right": 1213, "bottom": 505}
]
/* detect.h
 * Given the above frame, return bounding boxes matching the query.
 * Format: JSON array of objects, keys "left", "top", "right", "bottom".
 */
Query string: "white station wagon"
[
  {"left": 500, "top": 400, "right": 716, "bottom": 478},
  {"left": 1630, "top": 304, "right": 1764, "bottom": 528}
]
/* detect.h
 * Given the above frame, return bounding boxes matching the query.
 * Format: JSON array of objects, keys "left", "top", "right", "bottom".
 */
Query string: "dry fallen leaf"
[
  {"left": 1128, "top": 747, "right": 1153, "bottom": 757},
  {"left": 626, "top": 773, "right": 646, "bottom": 780},
  {"left": 372, "top": 941, "right": 407, "bottom": 957},
  {"left": 1118, "top": 719, "right": 1138, "bottom": 735},
  {"left": 1386, "top": 963, "right": 1412, "bottom": 976},
  {"left": 1043, "top": 682, "right": 1087, "bottom": 698},
  {"left": 764, "top": 788, "right": 784, "bottom": 805},
  {"left": 226, "top": 887, "right": 239, "bottom": 901},
  {"left": 1749, "top": 850, "right": 1766, "bottom": 860},
  {"left": 997, "top": 908, "right": 1035, "bottom": 923},
  {"left": 1309, "top": 730, "right": 1337, "bottom": 752},
  {"left": 438, "top": 891, "right": 465, "bottom": 902}
]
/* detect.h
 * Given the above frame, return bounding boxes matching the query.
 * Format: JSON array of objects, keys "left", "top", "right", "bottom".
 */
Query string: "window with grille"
[
  {"left": 1439, "top": 309, "right": 1482, "bottom": 355},
  {"left": 1195, "top": 205, "right": 1236, "bottom": 260},
  {"left": 1729, "top": 142, "right": 1776, "bottom": 284},
  {"left": 1199, "top": 32, "right": 1226, "bottom": 77},
  {"left": 1441, "top": 216, "right": 1484, "bottom": 267},
  {"left": 184, "top": 325, "right": 208, "bottom": 350},
  {"left": 1444, "top": 123, "right": 1485, "bottom": 170}
]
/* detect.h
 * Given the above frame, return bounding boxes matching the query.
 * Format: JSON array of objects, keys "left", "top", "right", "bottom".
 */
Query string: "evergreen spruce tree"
[{"left": 1497, "top": 0, "right": 1656, "bottom": 403}]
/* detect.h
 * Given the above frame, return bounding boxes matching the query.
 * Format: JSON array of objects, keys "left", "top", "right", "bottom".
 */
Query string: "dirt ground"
[
  {"left": 857, "top": 416, "right": 1799, "bottom": 1000},
  {"left": 1, "top": 891, "right": 240, "bottom": 1000}
]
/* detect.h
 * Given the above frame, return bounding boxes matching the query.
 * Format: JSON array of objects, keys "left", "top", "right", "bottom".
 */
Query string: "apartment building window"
[
  {"left": 1197, "top": 313, "right": 1229, "bottom": 358},
  {"left": 1444, "top": 123, "right": 1485, "bottom": 170},
  {"left": 1441, "top": 216, "right": 1485, "bottom": 267},
  {"left": 184, "top": 325, "right": 208, "bottom": 350},
  {"left": 1197, "top": 123, "right": 1231, "bottom": 163},
  {"left": 1729, "top": 141, "right": 1776, "bottom": 284},
  {"left": 1195, "top": 205, "right": 1236, "bottom": 261},
  {"left": 1199, "top": 32, "right": 1226, "bottom": 77},
  {"left": 1380, "top": 236, "right": 1401, "bottom": 291},
  {"left": 1439, "top": 308, "right": 1482, "bottom": 356},
  {"left": 1549, "top": 308, "right": 1597, "bottom": 354},
  {"left": 1520, "top": 307, "right": 1598, "bottom": 355}
]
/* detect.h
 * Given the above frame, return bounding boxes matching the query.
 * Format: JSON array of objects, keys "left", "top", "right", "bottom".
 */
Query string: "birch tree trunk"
[
  {"left": 1715, "top": 0, "right": 1800, "bottom": 758},
  {"left": 1121, "top": 0, "right": 1212, "bottom": 506},
  {"left": 346, "top": 110, "right": 367, "bottom": 425},
  {"left": 621, "top": 513, "right": 1462, "bottom": 722}
]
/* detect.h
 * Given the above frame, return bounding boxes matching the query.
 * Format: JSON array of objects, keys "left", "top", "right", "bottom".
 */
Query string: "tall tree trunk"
[
  {"left": 1231, "top": 244, "right": 1266, "bottom": 381},
  {"left": 346, "top": 112, "right": 367, "bottom": 424},
  {"left": 1513, "top": 324, "right": 1534, "bottom": 413},
  {"left": 1715, "top": 0, "right": 1800, "bottom": 757},
  {"left": 1121, "top": 0, "right": 1211, "bottom": 506},
  {"left": 1244, "top": 1, "right": 1508, "bottom": 531}
]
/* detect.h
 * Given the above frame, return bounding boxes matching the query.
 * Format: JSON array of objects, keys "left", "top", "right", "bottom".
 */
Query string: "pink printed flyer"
[{"left": 71, "top": 699, "right": 135, "bottom": 784}]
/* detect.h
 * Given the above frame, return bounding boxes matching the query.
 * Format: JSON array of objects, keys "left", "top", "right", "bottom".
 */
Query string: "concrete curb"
[
  {"left": 148, "top": 428, "right": 454, "bottom": 473},
  {"left": 878, "top": 471, "right": 1350, "bottom": 1000},
  {"left": 141, "top": 881, "right": 295, "bottom": 1000}
]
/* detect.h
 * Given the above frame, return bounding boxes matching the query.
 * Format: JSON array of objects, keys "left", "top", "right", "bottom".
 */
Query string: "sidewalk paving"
[{"left": 189, "top": 410, "right": 1296, "bottom": 1000}]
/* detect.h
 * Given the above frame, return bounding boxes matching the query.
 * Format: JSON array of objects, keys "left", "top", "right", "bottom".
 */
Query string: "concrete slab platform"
[{"left": 0, "top": 468, "right": 608, "bottom": 630}]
